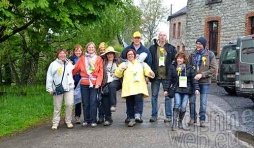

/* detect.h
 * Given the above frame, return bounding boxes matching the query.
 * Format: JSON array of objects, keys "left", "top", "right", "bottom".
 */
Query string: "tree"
[
  {"left": 0, "top": 0, "right": 122, "bottom": 43},
  {"left": 138, "top": 0, "right": 169, "bottom": 45}
]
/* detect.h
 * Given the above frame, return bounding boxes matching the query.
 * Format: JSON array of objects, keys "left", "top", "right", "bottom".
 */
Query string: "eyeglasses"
[
  {"left": 134, "top": 37, "right": 141, "bottom": 39},
  {"left": 127, "top": 53, "right": 134, "bottom": 56}
]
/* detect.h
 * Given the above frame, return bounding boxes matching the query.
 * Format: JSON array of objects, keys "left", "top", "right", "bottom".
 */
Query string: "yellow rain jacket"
[{"left": 115, "top": 60, "right": 154, "bottom": 98}]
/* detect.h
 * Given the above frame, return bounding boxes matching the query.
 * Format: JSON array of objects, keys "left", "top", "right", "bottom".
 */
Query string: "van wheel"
[{"left": 224, "top": 87, "right": 236, "bottom": 95}]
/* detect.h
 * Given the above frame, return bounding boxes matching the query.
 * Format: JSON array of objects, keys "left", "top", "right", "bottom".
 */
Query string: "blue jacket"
[{"left": 120, "top": 43, "right": 152, "bottom": 67}]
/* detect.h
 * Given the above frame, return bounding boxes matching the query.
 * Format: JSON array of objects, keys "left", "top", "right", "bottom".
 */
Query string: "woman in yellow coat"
[{"left": 115, "top": 48, "right": 155, "bottom": 127}]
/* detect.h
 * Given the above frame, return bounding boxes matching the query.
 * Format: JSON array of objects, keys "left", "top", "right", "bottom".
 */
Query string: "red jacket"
[{"left": 72, "top": 55, "right": 103, "bottom": 86}]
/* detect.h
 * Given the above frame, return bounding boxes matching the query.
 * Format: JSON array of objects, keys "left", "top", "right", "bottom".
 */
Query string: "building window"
[
  {"left": 177, "top": 22, "right": 181, "bottom": 38},
  {"left": 182, "top": 46, "right": 185, "bottom": 51},
  {"left": 251, "top": 17, "right": 254, "bottom": 35},
  {"left": 209, "top": 21, "right": 218, "bottom": 55},
  {"left": 206, "top": 0, "right": 222, "bottom": 5},
  {"left": 177, "top": 46, "right": 180, "bottom": 51},
  {"left": 173, "top": 23, "right": 176, "bottom": 38}
]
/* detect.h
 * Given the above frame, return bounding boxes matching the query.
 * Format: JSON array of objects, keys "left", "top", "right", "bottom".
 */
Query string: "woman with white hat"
[{"left": 100, "top": 46, "right": 123, "bottom": 126}]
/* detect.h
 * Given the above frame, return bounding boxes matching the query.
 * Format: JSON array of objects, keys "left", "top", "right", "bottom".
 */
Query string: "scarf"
[
  {"left": 85, "top": 53, "right": 97, "bottom": 74},
  {"left": 193, "top": 49, "right": 207, "bottom": 67},
  {"left": 176, "top": 64, "right": 186, "bottom": 76}
]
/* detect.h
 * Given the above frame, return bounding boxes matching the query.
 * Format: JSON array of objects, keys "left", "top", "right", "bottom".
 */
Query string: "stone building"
[
  {"left": 167, "top": 6, "right": 187, "bottom": 52},
  {"left": 185, "top": 0, "right": 254, "bottom": 56}
]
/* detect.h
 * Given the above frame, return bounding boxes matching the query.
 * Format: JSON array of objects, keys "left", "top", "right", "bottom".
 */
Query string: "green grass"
[{"left": 0, "top": 85, "right": 53, "bottom": 138}]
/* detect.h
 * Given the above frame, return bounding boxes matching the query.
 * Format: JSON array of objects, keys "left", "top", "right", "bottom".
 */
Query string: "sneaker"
[
  {"left": 91, "top": 123, "right": 97, "bottom": 127},
  {"left": 66, "top": 123, "right": 73, "bottom": 129},
  {"left": 51, "top": 124, "right": 58, "bottom": 130},
  {"left": 103, "top": 121, "right": 111, "bottom": 126},
  {"left": 164, "top": 117, "right": 172, "bottom": 123},
  {"left": 200, "top": 121, "right": 206, "bottom": 127},
  {"left": 97, "top": 118, "right": 104, "bottom": 124},
  {"left": 135, "top": 117, "right": 143, "bottom": 123},
  {"left": 75, "top": 117, "right": 81, "bottom": 124},
  {"left": 149, "top": 116, "right": 157, "bottom": 122},
  {"left": 188, "top": 119, "right": 197, "bottom": 126},
  {"left": 127, "top": 121, "right": 136, "bottom": 127},
  {"left": 82, "top": 122, "right": 89, "bottom": 127},
  {"left": 125, "top": 117, "right": 130, "bottom": 123},
  {"left": 110, "top": 106, "right": 116, "bottom": 112}
]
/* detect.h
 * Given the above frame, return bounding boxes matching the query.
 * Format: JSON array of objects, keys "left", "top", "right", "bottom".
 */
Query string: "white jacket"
[{"left": 46, "top": 59, "right": 75, "bottom": 92}]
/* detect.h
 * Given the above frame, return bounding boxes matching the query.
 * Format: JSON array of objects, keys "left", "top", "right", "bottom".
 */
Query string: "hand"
[
  {"left": 95, "top": 85, "right": 100, "bottom": 89},
  {"left": 164, "top": 91, "right": 168, "bottom": 96},
  {"left": 149, "top": 71, "right": 155, "bottom": 78},
  {"left": 195, "top": 90, "right": 200, "bottom": 95},
  {"left": 194, "top": 74, "right": 202, "bottom": 80},
  {"left": 49, "top": 91, "right": 53, "bottom": 95},
  {"left": 145, "top": 77, "right": 149, "bottom": 84},
  {"left": 121, "top": 64, "right": 128, "bottom": 70}
]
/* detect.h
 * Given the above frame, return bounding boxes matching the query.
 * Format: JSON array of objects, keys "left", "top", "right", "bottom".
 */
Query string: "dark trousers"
[
  {"left": 98, "top": 101, "right": 105, "bottom": 119},
  {"left": 80, "top": 85, "right": 98, "bottom": 124},
  {"left": 75, "top": 103, "right": 81, "bottom": 117},
  {"left": 126, "top": 94, "right": 143, "bottom": 120},
  {"left": 102, "top": 94, "right": 112, "bottom": 121},
  {"left": 109, "top": 80, "right": 122, "bottom": 107}
]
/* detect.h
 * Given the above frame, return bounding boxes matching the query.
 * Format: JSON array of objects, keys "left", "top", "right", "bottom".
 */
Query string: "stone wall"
[
  {"left": 186, "top": 0, "right": 254, "bottom": 55},
  {"left": 169, "top": 14, "right": 186, "bottom": 51}
]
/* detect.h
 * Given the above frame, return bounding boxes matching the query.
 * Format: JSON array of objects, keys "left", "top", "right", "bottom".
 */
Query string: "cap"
[{"left": 133, "top": 31, "right": 141, "bottom": 38}]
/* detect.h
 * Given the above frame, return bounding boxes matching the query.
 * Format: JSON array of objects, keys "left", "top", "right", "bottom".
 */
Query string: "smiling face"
[
  {"left": 106, "top": 52, "right": 115, "bottom": 61},
  {"left": 177, "top": 56, "right": 185, "bottom": 65},
  {"left": 58, "top": 50, "right": 67, "bottom": 61},
  {"left": 196, "top": 42, "right": 204, "bottom": 51},
  {"left": 86, "top": 43, "right": 96, "bottom": 54},
  {"left": 74, "top": 48, "right": 82, "bottom": 57},
  {"left": 132, "top": 37, "right": 141, "bottom": 46},
  {"left": 127, "top": 50, "right": 135, "bottom": 62}
]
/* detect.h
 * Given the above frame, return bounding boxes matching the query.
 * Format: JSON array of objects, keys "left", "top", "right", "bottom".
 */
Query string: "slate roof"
[{"left": 167, "top": 6, "right": 187, "bottom": 21}]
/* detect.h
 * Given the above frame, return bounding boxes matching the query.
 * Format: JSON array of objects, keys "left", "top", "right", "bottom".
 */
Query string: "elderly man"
[
  {"left": 120, "top": 31, "right": 152, "bottom": 123},
  {"left": 148, "top": 31, "right": 177, "bottom": 122}
]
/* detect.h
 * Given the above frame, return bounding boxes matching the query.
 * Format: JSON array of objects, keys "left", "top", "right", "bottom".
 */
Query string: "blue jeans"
[
  {"left": 189, "top": 84, "right": 210, "bottom": 122},
  {"left": 126, "top": 94, "right": 143, "bottom": 121},
  {"left": 174, "top": 93, "right": 189, "bottom": 112},
  {"left": 80, "top": 85, "right": 98, "bottom": 124},
  {"left": 151, "top": 79, "right": 172, "bottom": 118}
]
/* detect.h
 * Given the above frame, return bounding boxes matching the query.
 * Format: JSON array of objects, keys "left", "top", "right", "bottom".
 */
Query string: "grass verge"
[{"left": 0, "top": 85, "right": 53, "bottom": 138}]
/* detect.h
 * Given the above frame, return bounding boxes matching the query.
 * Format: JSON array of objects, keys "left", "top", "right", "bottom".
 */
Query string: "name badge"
[
  {"left": 179, "top": 76, "right": 187, "bottom": 87},
  {"left": 159, "top": 57, "right": 165, "bottom": 66},
  {"left": 133, "top": 72, "right": 140, "bottom": 82},
  {"left": 107, "top": 73, "right": 113, "bottom": 83}
]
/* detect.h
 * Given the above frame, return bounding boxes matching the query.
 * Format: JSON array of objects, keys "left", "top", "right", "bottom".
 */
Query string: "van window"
[
  {"left": 221, "top": 46, "right": 236, "bottom": 64},
  {"left": 241, "top": 40, "right": 254, "bottom": 63}
]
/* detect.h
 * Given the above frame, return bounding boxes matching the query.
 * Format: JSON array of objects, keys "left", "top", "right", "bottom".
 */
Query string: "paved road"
[
  {"left": 209, "top": 83, "right": 254, "bottom": 136},
  {"left": 0, "top": 84, "right": 253, "bottom": 148}
]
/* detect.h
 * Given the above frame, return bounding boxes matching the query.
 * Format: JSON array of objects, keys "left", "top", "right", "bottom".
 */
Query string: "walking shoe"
[
  {"left": 75, "top": 116, "right": 81, "bottom": 124},
  {"left": 164, "top": 117, "right": 172, "bottom": 123},
  {"left": 149, "top": 116, "right": 157, "bottom": 122},
  {"left": 135, "top": 117, "right": 143, "bottom": 123},
  {"left": 82, "top": 122, "right": 89, "bottom": 127},
  {"left": 51, "top": 124, "right": 58, "bottom": 130},
  {"left": 110, "top": 106, "right": 116, "bottom": 112},
  {"left": 187, "top": 119, "right": 197, "bottom": 126},
  {"left": 66, "top": 123, "right": 73, "bottom": 129},
  {"left": 127, "top": 121, "right": 136, "bottom": 127},
  {"left": 200, "top": 121, "right": 206, "bottom": 127},
  {"left": 124, "top": 117, "right": 130, "bottom": 123},
  {"left": 91, "top": 123, "right": 97, "bottom": 127},
  {"left": 97, "top": 118, "right": 104, "bottom": 124},
  {"left": 103, "top": 120, "right": 111, "bottom": 126}
]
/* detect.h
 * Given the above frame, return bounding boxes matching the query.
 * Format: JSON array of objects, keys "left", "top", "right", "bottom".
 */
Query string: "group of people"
[{"left": 46, "top": 31, "right": 217, "bottom": 131}]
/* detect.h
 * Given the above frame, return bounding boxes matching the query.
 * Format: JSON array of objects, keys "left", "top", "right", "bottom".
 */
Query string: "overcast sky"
[{"left": 134, "top": 0, "right": 188, "bottom": 38}]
